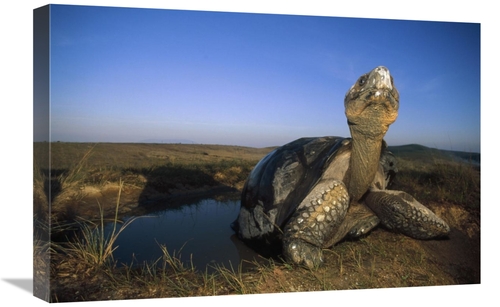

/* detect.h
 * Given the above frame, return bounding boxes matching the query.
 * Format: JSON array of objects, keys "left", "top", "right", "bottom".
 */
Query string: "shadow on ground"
[{"left": 3, "top": 279, "right": 33, "bottom": 294}]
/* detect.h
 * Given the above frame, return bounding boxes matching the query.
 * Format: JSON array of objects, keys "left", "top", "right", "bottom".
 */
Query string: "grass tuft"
[
  {"left": 39, "top": 142, "right": 479, "bottom": 301},
  {"left": 391, "top": 157, "right": 480, "bottom": 210},
  {"left": 212, "top": 262, "right": 249, "bottom": 294},
  {"left": 62, "top": 179, "right": 139, "bottom": 271}
]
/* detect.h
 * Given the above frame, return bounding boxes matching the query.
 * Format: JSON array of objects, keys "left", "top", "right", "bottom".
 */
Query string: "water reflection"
[{"left": 106, "top": 194, "right": 259, "bottom": 271}]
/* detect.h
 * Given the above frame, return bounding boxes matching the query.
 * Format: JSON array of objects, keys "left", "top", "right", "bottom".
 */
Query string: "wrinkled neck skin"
[
  {"left": 342, "top": 66, "right": 399, "bottom": 203},
  {"left": 345, "top": 123, "right": 387, "bottom": 203}
]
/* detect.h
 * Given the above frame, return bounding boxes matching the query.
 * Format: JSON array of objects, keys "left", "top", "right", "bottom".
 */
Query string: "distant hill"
[
  {"left": 388, "top": 144, "right": 480, "bottom": 166},
  {"left": 139, "top": 139, "right": 196, "bottom": 144},
  {"left": 440, "top": 149, "right": 480, "bottom": 165}
]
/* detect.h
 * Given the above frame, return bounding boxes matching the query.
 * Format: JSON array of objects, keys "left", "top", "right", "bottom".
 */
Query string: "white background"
[{"left": 1, "top": 1, "right": 495, "bottom": 306}]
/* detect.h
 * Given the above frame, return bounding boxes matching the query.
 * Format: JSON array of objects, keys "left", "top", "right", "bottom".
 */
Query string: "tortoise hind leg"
[
  {"left": 364, "top": 189, "right": 450, "bottom": 239},
  {"left": 342, "top": 204, "right": 380, "bottom": 240}
]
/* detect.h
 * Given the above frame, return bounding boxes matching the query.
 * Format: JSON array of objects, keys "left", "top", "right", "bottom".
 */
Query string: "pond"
[{"left": 105, "top": 192, "right": 262, "bottom": 272}]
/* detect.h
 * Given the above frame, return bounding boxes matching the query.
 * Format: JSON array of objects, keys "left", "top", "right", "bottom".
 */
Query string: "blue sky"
[
  {"left": 47, "top": 4, "right": 480, "bottom": 152},
  {"left": 1, "top": 1, "right": 496, "bottom": 305}
]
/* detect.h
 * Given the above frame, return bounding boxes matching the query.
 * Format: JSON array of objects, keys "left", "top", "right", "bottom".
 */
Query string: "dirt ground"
[
  {"left": 34, "top": 143, "right": 480, "bottom": 301},
  {"left": 49, "top": 182, "right": 480, "bottom": 297}
]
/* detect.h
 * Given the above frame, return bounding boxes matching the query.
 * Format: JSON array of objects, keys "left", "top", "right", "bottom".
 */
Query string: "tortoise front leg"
[
  {"left": 282, "top": 180, "right": 349, "bottom": 268},
  {"left": 365, "top": 189, "right": 450, "bottom": 239}
]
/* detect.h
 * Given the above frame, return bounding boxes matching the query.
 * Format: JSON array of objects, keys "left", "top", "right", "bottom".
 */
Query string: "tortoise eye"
[{"left": 358, "top": 76, "right": 366, "bottom": 86}]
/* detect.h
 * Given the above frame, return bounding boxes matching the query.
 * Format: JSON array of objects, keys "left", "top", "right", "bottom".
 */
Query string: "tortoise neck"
[{"left": 345, "top": 127, "right": 384, "bottom": 202}]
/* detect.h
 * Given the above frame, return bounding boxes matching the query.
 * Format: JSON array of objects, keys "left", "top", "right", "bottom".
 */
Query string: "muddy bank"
[
  {"left": 34, "top": 142, "right": 480, "bottom": 301},
  {"left": 50, "top": 182, "right": 242, "bottom": 225}
]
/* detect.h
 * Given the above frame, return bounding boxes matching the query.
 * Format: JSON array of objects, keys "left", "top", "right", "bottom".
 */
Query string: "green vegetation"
[
  {"left": 62, "top": 180, "right": 141, "bottom": 269},
  {"left": 33, "top": 142, "right": 480, "bottom": 302},
  {"left": 393, "top": 159, "right": 480, "bottom": 210}
]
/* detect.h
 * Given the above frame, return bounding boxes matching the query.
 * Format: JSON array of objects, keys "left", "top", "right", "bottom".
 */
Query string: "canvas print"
[{"left": 33, "top": 4, "right": 480, "bottom": 303}]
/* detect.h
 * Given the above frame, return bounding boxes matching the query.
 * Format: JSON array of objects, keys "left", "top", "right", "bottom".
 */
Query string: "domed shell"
[{"left": 241, "top": 136, "right": 346, "bottom": 228}]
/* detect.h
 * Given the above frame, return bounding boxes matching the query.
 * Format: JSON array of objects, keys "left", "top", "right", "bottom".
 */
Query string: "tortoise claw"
[
  {"left": 283, "top": 238, "right": 323, "bottom": 269},
  {"left": 347, "top": 214, "right": 380, "bottom": 238}
]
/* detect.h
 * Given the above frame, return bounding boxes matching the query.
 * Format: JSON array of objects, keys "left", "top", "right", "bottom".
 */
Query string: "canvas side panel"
[{"left": 33, "top": 4, "right": 51, "bottom": 302}]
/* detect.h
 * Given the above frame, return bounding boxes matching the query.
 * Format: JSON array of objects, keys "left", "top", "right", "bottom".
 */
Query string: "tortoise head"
[
  {"left": 344, "top": 66, "right": 399, "bottom": 139},
  {"left": 343, "top": 66, "right": 400, "bottom": 202}
]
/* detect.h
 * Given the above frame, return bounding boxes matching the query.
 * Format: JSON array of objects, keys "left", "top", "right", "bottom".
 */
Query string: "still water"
[{"left": 105, "top": 193, "right": 260, "bottom": 271}]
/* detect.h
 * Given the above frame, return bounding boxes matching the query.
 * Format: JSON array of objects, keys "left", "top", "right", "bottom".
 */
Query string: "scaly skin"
[
  {"left": 236, "top": 66, "right": 450, "bottom": 269},
  {"left": 282, "top": 66, "right": 400, "bottom": 268},
  {"left": 365, "top": 190, "right": 450, "bottom": 239},
  {"left": 344, "top": 66, "right": 399, "bottom": 202},
  {"left": 282, "top": 181, "right": 383, "bottom": 268},
  {"left": 283, "top": 180, "right": 349, "bottom": 268}
]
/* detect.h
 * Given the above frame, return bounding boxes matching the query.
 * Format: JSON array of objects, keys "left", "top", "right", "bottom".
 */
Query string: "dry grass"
[
  {"left": 33, "top": 232, "right": 51, "bottom": 301},
  {"left": 392, "top": 156, "right": 480, "bottom": 211},
  {"left": 61, "top": 180, "right": 142, "bottom": 271},
  {"left": 33, "top": 142, "right": 480, "bottom": 302},
  {"left": 42, "top": 142, "right": 271, "bottom": 223}
]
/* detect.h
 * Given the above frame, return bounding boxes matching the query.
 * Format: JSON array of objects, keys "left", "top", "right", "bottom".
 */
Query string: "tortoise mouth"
[
  {"left": 345, "top": 88, "right": 399, "bottom": 121},
  {"left": 357, "top": 87, "right": 398, "bottom": 101},
  {"left": 356, "top": 88, "right": 399, "bottom": 111}
]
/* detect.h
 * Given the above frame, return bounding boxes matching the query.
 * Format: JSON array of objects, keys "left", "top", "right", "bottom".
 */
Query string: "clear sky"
[
  {"left": 1, "top": 1, "right": 496, "bottom": 305},
  {"left": 47, "top": 4, "right": 480, "bottom": 152}
]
